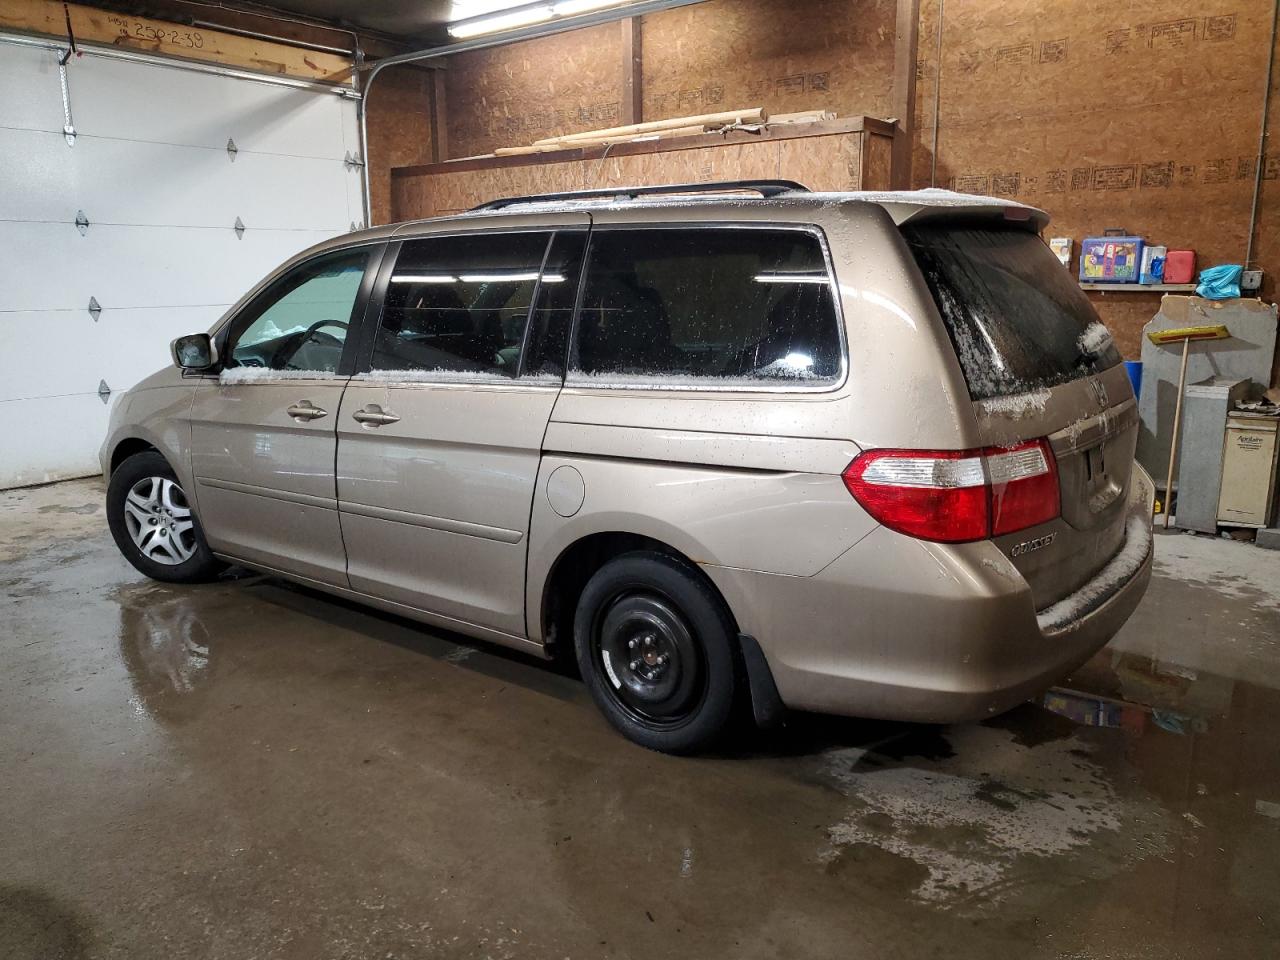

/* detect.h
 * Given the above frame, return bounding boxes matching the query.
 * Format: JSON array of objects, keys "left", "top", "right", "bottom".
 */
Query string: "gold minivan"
[{"left": 102, "top": 181, "right": 1154, "bottom": 752}]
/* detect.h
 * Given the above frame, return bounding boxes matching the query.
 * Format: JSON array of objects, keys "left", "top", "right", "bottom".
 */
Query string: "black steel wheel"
[{"left": 574, "top": 551, "right": 737, "bottom": 753}]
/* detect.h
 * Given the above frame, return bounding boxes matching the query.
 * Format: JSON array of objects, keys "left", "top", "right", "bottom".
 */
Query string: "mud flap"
[{"left": 739, "top": 634, "right": 785, "bottom": 729}]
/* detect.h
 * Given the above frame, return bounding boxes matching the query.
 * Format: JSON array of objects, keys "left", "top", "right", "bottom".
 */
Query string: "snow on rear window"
[{"left": 903, "top": 224, "right": 1122, "bottom": 400}]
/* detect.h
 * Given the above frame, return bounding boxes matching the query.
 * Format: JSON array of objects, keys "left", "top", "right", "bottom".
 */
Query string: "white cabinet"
[{"left": 1218, "top": 414, "right": 1280, "bottom": 528}]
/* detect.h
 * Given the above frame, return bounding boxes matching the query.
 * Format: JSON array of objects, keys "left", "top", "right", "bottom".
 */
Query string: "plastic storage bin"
[{"left": 1080, "top": 237, "right": 1144, "bottom": 283}]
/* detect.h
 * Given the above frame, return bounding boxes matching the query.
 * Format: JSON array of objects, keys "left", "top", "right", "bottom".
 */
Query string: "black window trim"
[
  {"left": 561, "top": 220, "right": 850, "bottom": 395},
  {"left": 201, "top": 239, "right": 388, "bottom": 381},
  {"left": 349, "top": 225, "right": 589, "bottom": 390}
]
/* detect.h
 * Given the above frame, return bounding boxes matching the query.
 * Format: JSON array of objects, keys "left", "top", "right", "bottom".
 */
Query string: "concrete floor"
[{"left": 3, "top": 479, "right": 1280, "bottom": 960}]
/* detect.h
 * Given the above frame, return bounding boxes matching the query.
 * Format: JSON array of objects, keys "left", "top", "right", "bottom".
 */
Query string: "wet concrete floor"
[{"left": 3, "top": 477, "right": 1280, "bottom": 959}]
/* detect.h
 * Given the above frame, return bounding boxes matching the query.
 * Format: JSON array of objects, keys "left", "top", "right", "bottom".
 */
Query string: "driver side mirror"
[{"left": 171, "top": 333, "right": 218, "bottom": 371}]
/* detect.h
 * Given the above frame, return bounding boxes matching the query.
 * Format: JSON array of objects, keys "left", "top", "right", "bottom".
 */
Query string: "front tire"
[
  {"left": 574, "top": 551, "right": 738, "bottom": 754},
  {"left": 106, "top": 450, "right": 224, "bottom": 583}
]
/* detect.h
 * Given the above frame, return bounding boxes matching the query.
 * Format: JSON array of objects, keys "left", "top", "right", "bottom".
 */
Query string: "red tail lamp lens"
[{"left": 842, "top": 440, "right": 1059, "bottom": 543}]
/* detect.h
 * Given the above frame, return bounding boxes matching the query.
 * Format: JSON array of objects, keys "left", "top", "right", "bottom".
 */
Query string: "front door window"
[{"left": 222, "top": 248, "right": 370, "bottom": 379}]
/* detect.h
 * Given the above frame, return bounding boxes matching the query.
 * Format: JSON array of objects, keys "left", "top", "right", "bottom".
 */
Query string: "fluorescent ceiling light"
[
  {"left": 449, "top": 0, "right": 633, "bottom": 38},
  {"left": 552, "top": 0, "right": 629, "bottom": 15},
  {"left": 391, "top": 274, "right": 457, "bottom": 283},
  {"left": 449, "top": 5, "right": 553, "bottom": 37}
]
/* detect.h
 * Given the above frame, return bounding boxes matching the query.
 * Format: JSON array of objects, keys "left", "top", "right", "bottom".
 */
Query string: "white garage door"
[{"left": 0, "top": 36, "right": 364, "bottom": 489}]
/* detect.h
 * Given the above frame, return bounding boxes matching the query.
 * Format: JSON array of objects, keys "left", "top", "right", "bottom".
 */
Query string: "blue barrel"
[{"left": 1123, "top": 360, "right": 1143, "bottom": 399}]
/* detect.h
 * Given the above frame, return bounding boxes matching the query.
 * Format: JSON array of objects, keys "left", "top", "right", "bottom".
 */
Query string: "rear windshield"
[{"left": 902, "top": 223, "right": 1122, "bottom": 400}]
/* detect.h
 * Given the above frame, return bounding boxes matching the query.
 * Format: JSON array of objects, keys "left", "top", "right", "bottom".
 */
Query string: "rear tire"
[
  {"left": 574, "top": 551, "right": 738, "bottom": 754},
  {"left": 106, "top": 450, "right": 225, "bottom": 583}
]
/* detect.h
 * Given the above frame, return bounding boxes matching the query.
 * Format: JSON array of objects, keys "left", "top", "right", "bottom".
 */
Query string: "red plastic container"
[{"left": 1164, "top": 249, "right": 1196, "bottom": 284}]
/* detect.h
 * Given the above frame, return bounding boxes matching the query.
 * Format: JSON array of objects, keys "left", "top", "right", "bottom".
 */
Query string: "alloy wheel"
[{"left": 122, "top": 476, "right": 197, "bottom": 566}]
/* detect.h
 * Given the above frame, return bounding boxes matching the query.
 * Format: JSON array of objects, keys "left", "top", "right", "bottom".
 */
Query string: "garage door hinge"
[
  {"left": 234, "top": 216, "right": 246, "bottom": 239},
  {"left": 344, "top": 151, "right": 365, "bottom": 170},
  {"left": 75, "top": 210, "right": 89, "bottom": 235},
  {"left": 88, "top": 296, "right": 101, "bottom": 321},
  {"left": 226, "top": 138, "right": 238, "bottom": 161},
  {"left": 98, "top": 380, "right": 111, "bottom": 404}
]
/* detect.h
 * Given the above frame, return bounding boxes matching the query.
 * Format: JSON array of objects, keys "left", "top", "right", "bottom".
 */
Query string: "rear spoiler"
[{"left": 841, "top": 189, "right": 1050, "bottom": 232}]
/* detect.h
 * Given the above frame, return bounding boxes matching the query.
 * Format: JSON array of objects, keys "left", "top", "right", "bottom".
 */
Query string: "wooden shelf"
[{"left": 1080, "top": 282, "right": 1197, "bottom": 292}]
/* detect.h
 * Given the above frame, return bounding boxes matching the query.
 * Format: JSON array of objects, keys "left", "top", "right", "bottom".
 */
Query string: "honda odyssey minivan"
[{"left": 102, "top": 181, "right": 1154, "bottom": 753}]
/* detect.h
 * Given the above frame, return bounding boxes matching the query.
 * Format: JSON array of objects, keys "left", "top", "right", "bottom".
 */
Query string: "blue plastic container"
[{"left": 1123, "top": 360, "right": 1143, "bottom": 399}]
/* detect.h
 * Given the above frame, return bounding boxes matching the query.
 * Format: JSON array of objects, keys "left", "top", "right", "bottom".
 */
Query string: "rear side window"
[
  {"left": 570, "top": 228, "right": 842, "bottom": 386},
  {"left": 902, "top": 224, "right": 1122, "bottom": 400},
  {"left": 371, "top": 232, "right": 552, "bottom": 379}
]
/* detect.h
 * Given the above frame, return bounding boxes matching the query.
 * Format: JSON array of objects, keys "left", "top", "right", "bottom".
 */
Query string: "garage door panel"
[
  {"left": 0, "top": 222, "right": 340, "bottom": 313},
  {"left": 0, "top": 44, "right": 66, "bottom": 133},
  {"left": 344, "top": 165, "right": 364, "bottom": 227},
  {"left": 225, "top": 150, "right": 357, "bottom": 230},
  {"left": 0, "top": 128, "right": 354, "bottom": 229},
  {"left": 69, "top": 55, "right": 355, "bottom": 159},
  {"left": 340, "top": 101, "right": 359, "bottom": 155},
  {"left": 0, "top": 40, "right": 357, "bottom": 488},
  {"left": 95, "top": 306, "right": 229, "bottom": 396},
  {"left": 0, "top": 305, "right": 226, "bottom": 403},
  {"left": 0, "top": 393, "right": 112, "bottom": 487}
]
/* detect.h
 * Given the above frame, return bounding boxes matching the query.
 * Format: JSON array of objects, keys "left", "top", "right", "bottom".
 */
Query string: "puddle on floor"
[{"left": 819, "top": 722, "right": 1173, "bottom": 908}]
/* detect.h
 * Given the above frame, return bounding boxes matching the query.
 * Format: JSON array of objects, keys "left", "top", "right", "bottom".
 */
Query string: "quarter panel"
[
  {"left": 525, "top": 453, "right": 878, "bottom": 642},
  {"left": 543, "top": 419, "right": 859, "bottom": 474}
]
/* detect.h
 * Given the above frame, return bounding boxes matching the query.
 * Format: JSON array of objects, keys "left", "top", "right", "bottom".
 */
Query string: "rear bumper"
[{"left": 703, "top": 466, "right": 1156, "bottom": 723}]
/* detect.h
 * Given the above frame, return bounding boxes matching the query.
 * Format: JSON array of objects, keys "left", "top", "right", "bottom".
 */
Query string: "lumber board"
[
  {"left": 0, "top": 0, "right": 353, "bottom": 84},
  {"left": 768, "top": 110, "right": 837, "bottom": 124},
  {"left": 532, "top": 107, "right": 765, "bottom": 145}
]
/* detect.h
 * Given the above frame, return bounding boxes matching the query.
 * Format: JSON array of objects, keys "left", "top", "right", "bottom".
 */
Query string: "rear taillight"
[{"left": 841, "top": 439, "right": 1059, "bottom": 543}]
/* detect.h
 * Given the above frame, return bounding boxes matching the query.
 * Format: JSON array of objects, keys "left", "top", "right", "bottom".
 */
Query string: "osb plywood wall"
[
  {"left": 442, "top": 0, "right": 896, "bottom": 160},
  {"left": 445, "top": 23, "right": 625, "bottom": 160},
  {"left": 637, "top": 0, "right": 894, "bottom": 123},
  {"left": 914, "top": 0, "right": 1279, "bottom": 361},
  {"left": 366, "top": 66, "right": 435, "bottom": 228}
]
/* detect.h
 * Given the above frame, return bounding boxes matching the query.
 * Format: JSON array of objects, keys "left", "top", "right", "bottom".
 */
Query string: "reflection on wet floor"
[
  {"left": 1045, "top": 651, "right": 1226, "bottom": 735},
  {"left": 115, "top": 585, "right": 214, "bottom": 716},
  {"left": 4, "top": 479, "right": 1280, "bottom": 958}
]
